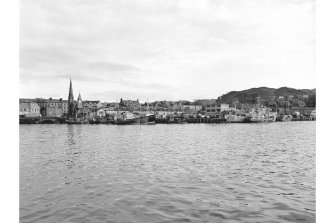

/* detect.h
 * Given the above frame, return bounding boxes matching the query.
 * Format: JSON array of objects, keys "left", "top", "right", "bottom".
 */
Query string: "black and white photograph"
[{"left": 3, "top": 0, "right": 324, "bottom": 222}]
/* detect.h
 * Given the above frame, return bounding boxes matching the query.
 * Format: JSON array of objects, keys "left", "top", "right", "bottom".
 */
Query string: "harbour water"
[{"left": 20, "top": 122, "right": 315, "bottom": 223}]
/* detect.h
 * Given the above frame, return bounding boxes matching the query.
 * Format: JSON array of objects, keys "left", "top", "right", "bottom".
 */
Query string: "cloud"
[{"left": 20, "top": 0, "right": 315, "bottom": 101}]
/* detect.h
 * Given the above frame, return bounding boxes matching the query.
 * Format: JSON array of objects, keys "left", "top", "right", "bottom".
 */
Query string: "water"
[{"left": 20, "top": 122, "right": 315, "bottom": 223}]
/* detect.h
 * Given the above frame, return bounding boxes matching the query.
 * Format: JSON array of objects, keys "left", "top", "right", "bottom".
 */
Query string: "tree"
[
  {"left": 119, "top": 98, "right": 124, "bottom": 107},
  {"left": 306, "top": 95, "right": 316, "bottom": 107}
]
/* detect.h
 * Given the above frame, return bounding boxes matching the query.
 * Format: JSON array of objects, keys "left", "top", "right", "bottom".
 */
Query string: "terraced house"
[
  {"left": 19, "top": 99, "right": 40, "bottom": 117},
  {"left": 35, "top": 98, "right": 68, "bottom": 117}
]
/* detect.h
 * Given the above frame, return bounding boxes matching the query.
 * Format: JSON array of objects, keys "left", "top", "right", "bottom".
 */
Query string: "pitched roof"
[
  {"left": 83, "top": 100, "right": 100, "bottom": 104},
  {"left": 19, "top": 98, "right": 35, "bottom": 103}
]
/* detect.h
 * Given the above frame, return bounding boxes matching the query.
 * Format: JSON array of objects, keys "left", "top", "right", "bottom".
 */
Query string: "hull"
[
  {"left": 134, "top": 114, "right": 156, "bottom": 124},
  {"left": 19, "top": 117, "right": 40, "bottom": 124},
  {"left": 39, "top": 119, "right": 58, "bottom": 124},
  {"left": 226, "top": 115, "right": 246, "bottom": 123},
  {"left": 246, "top": 110, "right": 277, "bottom": 123},
  {"left": 247, "top": 116, "right": 276, "bottom": 123},
  {"left": 168, "top": 118, "right": 187, "bottom": 124},
  {"left": 277, "top": 115, "right": 293, "bottom": 122},
  {"left": 156, "top": 118, "right": 169, "bottom": 124},
  {"left": 66, "top": 119, "right": 89, "bottom": 124},
  {"left": 249, "top": 119, "right": 276, "bottom": 123},
  {"left": 115, "top": 118, "right": 136, "bottom": 125}
]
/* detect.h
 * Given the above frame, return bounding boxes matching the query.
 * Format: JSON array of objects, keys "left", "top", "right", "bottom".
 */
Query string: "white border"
[
  {"left": 316, "top": 0, "right": 335, "bottom": 222},
  {"left": 0, "top": 0, "right": 19, "bottom": 222},
  {"left": 1, "top": 0, "right": 334, "bottom": 222}
]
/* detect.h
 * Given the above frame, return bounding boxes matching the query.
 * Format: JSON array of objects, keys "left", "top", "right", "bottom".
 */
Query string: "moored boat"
[
  {"left": 134, "top": 112, "right": 156, "bottom": 124},
  {"left": 277, "top": 114, "right": 293, "bottom": 122},
  {"left": 245, "top": 107, "right": 277, "bottom": 123},
  {"left": 115, "top": 111, "right": 136, "bottom": 125},
  {"left": 226, "top": 111, "right": 247, "bottom": 123},
  {"left": 19, "top": 117, "right": 40, "bottom": 124}
]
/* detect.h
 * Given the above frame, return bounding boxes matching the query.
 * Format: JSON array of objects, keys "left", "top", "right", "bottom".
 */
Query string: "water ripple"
[{"left": 20, "top": 122, "right": 315, "bottom": 223}]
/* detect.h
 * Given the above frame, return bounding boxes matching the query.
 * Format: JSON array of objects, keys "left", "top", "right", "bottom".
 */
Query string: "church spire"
[
  {"left": 68, "top": 78, "right": 74, "bottom": 100},
  {"left": 77, "top": 92, "right": 83, "bottom": 109},
  {"left": 77, "top": 92, "right": 82, "bottom": 101},
  {"left": 68, "top": 78, "right": 75, "bottom": 118}
]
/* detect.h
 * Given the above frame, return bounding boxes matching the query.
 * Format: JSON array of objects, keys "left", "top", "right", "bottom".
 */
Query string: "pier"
[{"left": 186, "top": 118, "right": 225, "bottom": 124}]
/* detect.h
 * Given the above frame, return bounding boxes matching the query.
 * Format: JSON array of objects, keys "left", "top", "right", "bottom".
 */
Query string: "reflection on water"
[{"left": 20, "top": 122, "right": 315, "bottom": 223}]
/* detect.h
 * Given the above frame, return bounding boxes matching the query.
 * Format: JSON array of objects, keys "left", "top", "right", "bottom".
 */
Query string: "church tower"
[
  {"left": 77, "top": 93, "right": 83, "bottom": 109},
  {"left": 68, "top": 78, "right": 75, "bottom": 118}
]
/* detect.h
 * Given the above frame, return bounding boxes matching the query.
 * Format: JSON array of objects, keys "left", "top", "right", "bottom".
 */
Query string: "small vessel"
[
  {"left": 134, "top": 112, "right": 156, "bottom": 125},
  {"left": 156, "top": 115, "right": 169, "bottom": 124},
  {"left": 143, "top": 113, "right": 156, "bottom": 124},
  {"left": 39, "top": 118, "right": 58, "bottom": 124},
  {"left": 246, "top": 107, "right": 277, "bottom": 123},
  {"left": 19, "top": 117, "right": 40, "bottom": 124},
  {"left": 277, "top": 114, "right": 293, "bottom": 122},
  {"left": 115, "top": 111, "right": 136, "bottom": 125},
  {"left": 226, "top": 111, "right": 246, "bottom": 123}
]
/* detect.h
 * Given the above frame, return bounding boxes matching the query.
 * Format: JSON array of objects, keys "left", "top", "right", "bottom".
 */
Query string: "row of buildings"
[
  {"left": 19, "top": 98, "right": 233, "bottom": 118},
  {"left": 20, "top": 79, "right": 315, "bottom": 119},
  {"left": 19, "top": 98, "right": 103, "bottom": 118},
  {"left": 19, "top": 79, "right": 235, "bottom": 118}
]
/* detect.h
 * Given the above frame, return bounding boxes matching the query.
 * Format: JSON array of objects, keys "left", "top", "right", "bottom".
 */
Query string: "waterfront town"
[{"left": 19, "top": 79, "right": 316, "bottom": 124}]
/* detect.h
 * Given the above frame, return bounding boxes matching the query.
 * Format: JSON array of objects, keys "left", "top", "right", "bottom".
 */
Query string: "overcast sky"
[{"left": 20, "top": 0, "right": 315, "bottom": 102}]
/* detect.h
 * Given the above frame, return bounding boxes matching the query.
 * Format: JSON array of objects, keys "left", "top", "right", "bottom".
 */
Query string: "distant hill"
[{"left": 217, "top": 87, "right": 316, "bottom": 104}]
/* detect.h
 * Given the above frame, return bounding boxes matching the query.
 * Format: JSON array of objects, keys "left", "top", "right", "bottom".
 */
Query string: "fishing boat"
[
  {"left": 245, "top": 107, "right": 277, "bottom": 123},
  {"left": 19, "top": 117, "right": 40, "bottom": 124},
  {"left": 115, "top": 111, "right": 136, "bottom": 125},
  {"left": 133, "top": 112, "right": 156, "bottom": 125},
  {"left": 226, "top": 111, "right": 247, "bottom": 123},
  {"left": 144, "top": 113, "right": 156, "bottom": 124},
  {"left": 156, "top": 115, "right": 169, "bottom": 124}
]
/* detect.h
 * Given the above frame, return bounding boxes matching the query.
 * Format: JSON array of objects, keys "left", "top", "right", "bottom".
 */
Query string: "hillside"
[{"left": 216, "top": 87, "right": 316, "bottom": 105}]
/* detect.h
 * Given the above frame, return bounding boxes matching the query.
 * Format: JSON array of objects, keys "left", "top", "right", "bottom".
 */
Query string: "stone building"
[
  {"left": 46, "top": 106, "right": 63, "bottom": 117},
  {"left": 83, "top": 100, "right": 102, "bottom": 117},
  {"left": 34, "top": 98, "right": 68, "bottom": 117},
  {"left": 19, "top": 99, "right": 40, "bottom": 117}
]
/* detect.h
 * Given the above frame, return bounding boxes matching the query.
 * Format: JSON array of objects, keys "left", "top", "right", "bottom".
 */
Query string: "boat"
[
  {"left": 143, "top": 113, "right": 156, "bottom": 124},
  {"left": 277, "top": 114, "right": 293, "bottom": 122},
  {"left": 39, "top": 118, "right": 59, "bottom": 124},
  {"left": 19, "top": 117, "right": 40, "bottom": 124},
  {"left": 133, "top": 112, "right": 156, "bottom": 125},
  {"left": 115, "top": 111, "right": 136, "bottom": 125},
  {"left": 226, "top": 111, "right": 247, "bottom": 123},
  {"left": 156, "top": 115, "right": 169, "bottom": 124},
  {"left": 245, "top": 107, "right": 277, "bottom": 123}
]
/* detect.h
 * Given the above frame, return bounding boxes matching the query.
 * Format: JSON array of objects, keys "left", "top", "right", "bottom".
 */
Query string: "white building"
[
  {"left": 182, "top": 105, "right": 202, "bottom": 113},
  {"left": 97, "top": 107, "right": 118, "bottom": 117},
  {"left": 19, "top": 100, "right": 40, "bottom": 117}
]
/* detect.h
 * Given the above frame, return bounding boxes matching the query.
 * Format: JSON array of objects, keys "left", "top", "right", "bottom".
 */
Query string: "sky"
[{"left": 20, "top": 0, "right": 315, "bottom": 102}]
